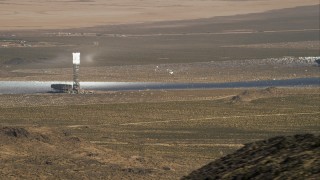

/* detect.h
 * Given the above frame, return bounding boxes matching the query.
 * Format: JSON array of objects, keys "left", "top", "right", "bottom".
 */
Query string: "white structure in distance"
[{"left": 72, "top": 52, "right": 80, "bottom": 65}]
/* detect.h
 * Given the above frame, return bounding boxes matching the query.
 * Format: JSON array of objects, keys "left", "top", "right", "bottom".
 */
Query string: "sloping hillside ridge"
[{"left": 182, "top": 134, "right": 320, "bottom": 179}]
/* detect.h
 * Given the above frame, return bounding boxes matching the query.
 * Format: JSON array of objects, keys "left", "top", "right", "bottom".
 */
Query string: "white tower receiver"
[
  {"left": 73, "top": 52, "right": 80, "bottom": 65},
  {"left": 72, "top": 52, "right": 80, "bottom": 93}
]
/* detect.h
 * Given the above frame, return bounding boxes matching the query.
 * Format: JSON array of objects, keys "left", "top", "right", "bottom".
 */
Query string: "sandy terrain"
[
  {"left": 0, "top": 5, "right": 318, "bottom": 83},
  {"left": 0, "top": 5, "right": 318, "bottom": 80},
  {"left": 0, "top": 0, "right": 318, "bottom": 30}
]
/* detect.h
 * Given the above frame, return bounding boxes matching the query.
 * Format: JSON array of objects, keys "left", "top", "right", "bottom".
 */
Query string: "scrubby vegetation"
[
  {"left": 183, "top": 134, "right": 320, "bottom": 179},
  {"left": 0, "top": 89, "right": 319, "bottom": 179}
]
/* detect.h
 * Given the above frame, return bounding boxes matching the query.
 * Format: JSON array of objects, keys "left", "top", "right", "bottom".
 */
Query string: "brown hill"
[
  {"left": 182, "top": 134, "right": 320, "bottom": 180},
  {"left": 0, "top": 126, "right": 152, "bottom": 179}
]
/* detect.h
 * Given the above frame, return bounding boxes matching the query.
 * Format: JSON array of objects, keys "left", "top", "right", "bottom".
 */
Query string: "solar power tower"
[{"left": 72, "top": 52, "right": 80, "bottom": 93}]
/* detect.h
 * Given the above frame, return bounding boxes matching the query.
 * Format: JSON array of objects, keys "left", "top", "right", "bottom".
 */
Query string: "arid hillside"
[
  {"left": 0, "top": 126, "right": 160, "bottom": 179},
  {"left": 183, "top": 134, "right": 320, "bottom": 179}
]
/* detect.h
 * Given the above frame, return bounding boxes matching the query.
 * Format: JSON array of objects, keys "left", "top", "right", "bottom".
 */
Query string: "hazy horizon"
[{"left": 0, "top": 0, "right": 318, "bottom": 30}]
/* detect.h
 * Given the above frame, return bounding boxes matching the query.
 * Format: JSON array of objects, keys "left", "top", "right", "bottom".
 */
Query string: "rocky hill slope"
[
  {"left": 182, "top": 134, "right": 320, "bottom": 179},
  {"left": 0, "top": 126, "right": 154, "bottom": 179}
]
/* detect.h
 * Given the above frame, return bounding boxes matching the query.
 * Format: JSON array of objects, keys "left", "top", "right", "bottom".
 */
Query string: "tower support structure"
[
  {"left": 72, "top": 52, "right": 80, "bottom": 93},
  {"left": 73, "top": 64, "right": 80, "bottom": 92}
]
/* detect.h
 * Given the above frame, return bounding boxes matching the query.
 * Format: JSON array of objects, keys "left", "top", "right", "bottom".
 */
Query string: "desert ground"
[
  {"left": 0, "top": 5, "right": 319, "bottom": 82},
  {"left": 0, "top": 0, "right": 318, "bottom": 30},
  {"left": 1, "top": 88, "right": 320, "bottom": 179},
  {"left": 0, "top": 1, "right": 319, "bottom": 179}
]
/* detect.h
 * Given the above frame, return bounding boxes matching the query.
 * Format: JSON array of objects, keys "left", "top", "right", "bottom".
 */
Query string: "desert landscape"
[
  {"left": 0, "top": 0, "right": 318, "bottom": 30},
  {"left": 0, "top": 0, "right": 319, "bottom": 179},
  {"left": 1, "top": 88, "right": 320, "bottom": 179}
]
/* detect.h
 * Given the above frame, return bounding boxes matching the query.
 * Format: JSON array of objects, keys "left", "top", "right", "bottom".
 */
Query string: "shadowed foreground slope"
[
  {"left": 0, "top": 126, "right": 155, "bottom": 179},
  {"left": 183, "top": 134, "right": 320, "bottom": 179}
]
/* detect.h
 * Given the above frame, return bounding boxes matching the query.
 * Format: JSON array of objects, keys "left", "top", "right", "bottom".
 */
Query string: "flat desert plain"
[
  {"left": 0, "top": 3, "right": 319, "bottom": 82},
  {"left": 0, "top": 0, "right": 318, "bottom": 30}
]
